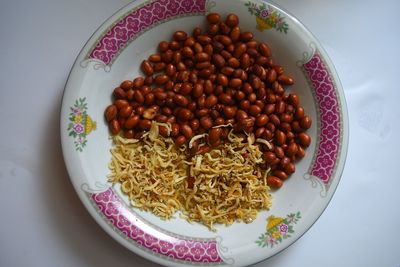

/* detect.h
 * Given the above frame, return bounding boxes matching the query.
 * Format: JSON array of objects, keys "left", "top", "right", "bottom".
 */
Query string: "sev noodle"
[{"left": 108, "top": 122, "right": 272, "bottom": 230}]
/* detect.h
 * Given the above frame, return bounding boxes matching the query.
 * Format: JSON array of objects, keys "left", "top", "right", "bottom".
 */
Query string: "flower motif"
[
  {"left": 305, "top": 57, "right": 319, "bottom": 69},
  {"left": 317, "top": 154, "right": 334, "bottom": 168},
  {"left": 320, "top": 141, "right": 337, "bottom": 154},
  {"left": 272, "top": 231, "right": 281, "bottom": 239},
  {"left": 105, "top": 202, "right": 119, "bottom": 215},
  {"left": 279, "top": 223, "right": 288, "bottom": 234},
  {"left": 92, "top": 50, "right": 109, "bottom": 63},
  {"left": 266, "top": 235, "right": 275, "bottom": 246},
  {"left": 71, "top": 107, "right": 82, "bottom": 115},
  {"left": 159, "top": 240, "right": 173, "bottom": 252},
  {"left": 114, "top": 26, "right": 128, "bottom": 40},
  {"left": 174, "top": 243, "right": 189, "bottom": 258},
  {"left": 139, "top": 8, "right": 152, "bottom": 25},
  {"left": 104, "top": 38, "right": 117, "bottom": 51},
  {"left": 260, "top": 9, "right": 269, "bottom": 18},
  {"left": 74, "top": 114, "right": 82, "bottom": 123},
  {"left": 126, "top": 17, "right": 139, "bottom": 32},
  {"left": 246, "top": 1, "right": 289, "bottom": 33},
  {"left": 260, "top": 9, "right": 269, "bottom": 19},
  {"left": 321, "top": 96, "right": 337, "bottom": 111},
  {"left": 68, "top": 98, "right": 95, "bottom": 151},
  {"left": 269, "top": 13, "right": 278, "bottom": 23},
  {"left": 152, "top": 2, "right": 166, "bottom": 19},
  {"left": 117, "top": 214, "right": 131, "bottom": 227},
  {"left": 206, "top": 246, "right": 219, "bottom": 259},
  {"left": 94, "top": 189, "right": 111, "bottom": 203},
  {"left": 257, "top": 212, "right": 301, "bottom": 247},
  {"left": 190, "top": 243, "right": 206, "bottom": 260},
  {"left": 286, "top": 217, "right": 295, "bottom": 224},
  {"left": 143, "top": 233, "right": 158, "bottom": 246},
  {"left": 73, "top": 123, "right": 84, "bottom": 134},
  {"left": 317, "top": 83, "right": 333, "bottom": 96},
  {"left": 321, "top": 110, "right": 338, "bottom": 125},
  {"left": 311, "top": 69, "right": 327, "bottom": 82},
  {"left": 130, "top": 225, "right": 144, "bottom": 238},
  {"left": 322, "top": 125, "right": 339, "bottom": 140},
  {"left": 181, "top": 0, "right": 193, "bottom": 11},
  {"left": 313, "top": 168, "right": 328, "bottom": 181},
  {"left": 166, "top": 0, "right": 180, "bottom": 16}
]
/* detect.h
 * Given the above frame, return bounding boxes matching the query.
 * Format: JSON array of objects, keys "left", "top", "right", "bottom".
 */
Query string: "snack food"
[
  {"left": 108, "top": 123, "right": 271, "bottom": 229},
  {"left": 105, "top": 13, "right": 312, "bottom": 228}
]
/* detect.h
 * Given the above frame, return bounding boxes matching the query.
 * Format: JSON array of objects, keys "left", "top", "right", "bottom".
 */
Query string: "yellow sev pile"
[{"left": 108, "top": 122, "right": 272, "bottom": 230}]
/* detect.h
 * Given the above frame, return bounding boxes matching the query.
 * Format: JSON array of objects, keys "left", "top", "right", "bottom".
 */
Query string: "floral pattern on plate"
[
  {"left": 90, "top": 188, "right": 226, "bottom": 264},
  {"left": 88, "top": 0, "right": 207, "bottom": 65},
  {"left": 256, "top": 212, "right": 301, "bottom": 248},
  {"left": 245, "top": 1, "right": 289, "bottom": 33},
  {"left": 302, "top": 52, "right": 342, "bottom": 187},
  {"left": 67, "top": 97, "right": 96, "bottom": 152}
]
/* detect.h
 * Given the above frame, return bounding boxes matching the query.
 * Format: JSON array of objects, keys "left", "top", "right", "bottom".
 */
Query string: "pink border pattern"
[
  {"left": 303, "top": 53, "right": 341, "bottom": 183},
  {"left": 91, "top": 188, "right": 223, "bottom": 263},
  {"left": 89, "top": 0, "right": 206, "bottom": 65}
]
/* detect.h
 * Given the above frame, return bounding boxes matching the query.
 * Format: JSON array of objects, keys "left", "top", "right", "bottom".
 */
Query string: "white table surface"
[{"left": 1, "top": 0, "right": 400, "bottom": 266}]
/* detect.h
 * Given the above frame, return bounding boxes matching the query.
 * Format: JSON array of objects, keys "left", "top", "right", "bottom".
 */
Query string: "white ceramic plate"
[{"left": 61, "top": 0, "right": 348, "bottom": 266}]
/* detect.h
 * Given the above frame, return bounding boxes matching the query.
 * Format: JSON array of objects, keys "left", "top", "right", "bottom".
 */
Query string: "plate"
[{"left": 60, "top": 0, "right": 348, "bottom": 266}]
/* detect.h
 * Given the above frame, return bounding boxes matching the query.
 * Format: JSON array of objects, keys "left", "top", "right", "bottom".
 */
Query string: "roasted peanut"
[
  {"left": 178, "top": 108, "right": 193, "bottom": 121},
  {"left": 223, "top": 106, "right": 236, "bottom": 119},
  {"left": 240, "top": 53, "right": 251, "bottom": 69},
  {"left": 104, "top": 105, "right": 117, "bottom": 122},
  {"left": 173, "top": 31, "right": 187, "bottom": 41},
  {"left": 240, "top": 32, "right": 253, "bottom": 42},
  {"left": 149, "top": 54, "right": 162, "bottom": 63},
  {"left": 229, "top": 78, "right": 242, "bottom": 88},
  {"left": 200, "top": 116, "right": 213, "bottom": 129},
  {"left": 278, "top": 74, "right": 294, "bottom": 85},
  {"left": 141, "top": 60, "right": 154, "bottom": 76},
  {"left": 298, "top": 132, "right": 311, "bottom": 147},
  {"left": 284, "top": 162, "right": 295, "bottom": 174},
  {"left": 124, "top": 115, "right": 140, "bottom": 129},
  {"left": 300, "top": 115, "right": 312, "bottom": 129},
  {"left": 206, "top": 13, "right": 221, "bottom": 24},
  {"left": 285, "top": 142, "right": 298, "bottom": 157},
  {"left": 258, "top": 43, "right": 271, "bottom": 57},
  {"left": 175, "top": 135, "right": 186, "bottom": 146},
  {"left": 267, "top": 176, "right": 283, "bottom": 189},
  {"left": 113, "top": 87, "right": 126, "bottom": 99},
  {"left": 295, "top": 106, "right": 305, "bottom": 119},
  {"left": 275, "top": 130, "right": 286, "bottom": 145},
  {"left": 119, "top": 105, "right": 133, "bottom": 118},
  {"left": 248, "top": 105, "right": 262, "bottom": 116},
  {"left": 180, "top": 124, "right": 193, "bottom": 139},
  {"left": 139, "top": 119, "right": 152, "bottom": 130},
  {"left": 114, "top": 99, "right": 129, "bottom": 109},
  {"left": 134, "top": 90, "right": 145, "bottom": 104},
  {"left": 256, "top": 114, "right": 269, "bottom": 127},
  {"left": 205, "top": 95, "right": 218, "bottom": 108},
  {"left": 109, "top": 119, "right": 120, "bottom": 135},
  {"left": 208, "top": 128, "right": 222, "bottom": 145},
  {"left": 225, "top": 13, "right": 239, "bottom": 27}
]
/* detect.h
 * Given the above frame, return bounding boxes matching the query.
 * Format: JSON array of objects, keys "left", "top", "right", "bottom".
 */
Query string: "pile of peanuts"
[{"left": 104, "top": 13, "right": 312, "bottom": 189}]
